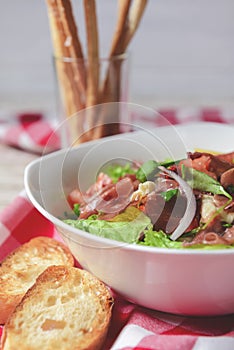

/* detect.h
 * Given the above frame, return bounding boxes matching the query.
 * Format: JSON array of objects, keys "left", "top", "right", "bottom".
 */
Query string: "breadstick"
[
  {"left": 83, "top": 0, "right": 102, "bottom": 139},
  {"left": 46, "top": 0, "right": 95, "bottom": 144},
  {"left": 83, "top": 0, "right": 99, "bottom": 107},
  {"left": 101, "top": 0, "right": 148, "bottom": 97},
  {"left": 122, "top": 0, "right": 148, "bottom": 50},
  {"left": 99, "top": 0, "right": 147, "bottom": 136},
  {"left": 46, "top": 0, "right": 87, "bottom": 144},
  {"left": 45, "top": 0, "right": 148, "bottom": 143},
  {"left": 100, "top": 1, "right": 131, "bottom": 104},
  {"left": 109, "top": 0, "right": 132, "bottom": 56},
  {"left": 56, "top": 0, "right": 87, "bottom": 97}
]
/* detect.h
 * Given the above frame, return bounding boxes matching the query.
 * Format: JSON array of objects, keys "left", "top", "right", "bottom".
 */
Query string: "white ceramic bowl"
[{"left": 24, "top": 122, "right": 234, "bottom": 316}]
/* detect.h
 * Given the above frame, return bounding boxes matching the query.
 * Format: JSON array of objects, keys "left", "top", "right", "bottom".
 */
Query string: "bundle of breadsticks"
[{"left": 45, "top": 0, "right": 148, "bottom": 143}]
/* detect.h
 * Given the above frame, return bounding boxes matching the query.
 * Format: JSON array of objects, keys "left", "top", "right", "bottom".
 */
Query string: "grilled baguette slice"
[
  {"left": 1, "top": 265, "right": 114, "bottom": 350},
  {"left": 0, "top": 236, "right": 74, "bottom": 324}
]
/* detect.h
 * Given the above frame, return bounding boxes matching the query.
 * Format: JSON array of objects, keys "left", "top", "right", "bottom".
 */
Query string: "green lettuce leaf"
[
  {"left": 139, "top": 229, "right": 183, "bottom": 248},
  {"left": 64, "top": 207, "right": 151, "bottom": 243},
  {"left": 139, "top": 229, "right": 234, "bottom": 249}
]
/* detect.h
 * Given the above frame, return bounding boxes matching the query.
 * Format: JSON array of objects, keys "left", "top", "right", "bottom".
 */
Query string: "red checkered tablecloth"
[
  {"left": 0, "top": 108, "right": 234, "bottom": 349},
  {"left": 0, "top": 107, "right": 234, "bottom": 153}
]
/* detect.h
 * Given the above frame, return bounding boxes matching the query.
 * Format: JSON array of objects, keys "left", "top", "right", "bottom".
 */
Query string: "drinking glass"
[{"left": 53, "top": 53, "right": 130, "bottom": 147}]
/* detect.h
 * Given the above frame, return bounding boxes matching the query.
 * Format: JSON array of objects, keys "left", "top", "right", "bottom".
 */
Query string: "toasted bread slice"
[
  {"left": 0, "top": 236, "right": 74, "bottom": 324},
  {"left": 1, "top": 265, "right": 114, "bottom": 350}
]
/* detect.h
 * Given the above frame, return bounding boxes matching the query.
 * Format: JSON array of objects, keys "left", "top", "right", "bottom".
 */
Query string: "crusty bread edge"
[
  {"left": 1, "top": 266, "right": 114, "bottom": 350},
  {"left": 0, "top": 237, "right": 74, "bottom": 325}
]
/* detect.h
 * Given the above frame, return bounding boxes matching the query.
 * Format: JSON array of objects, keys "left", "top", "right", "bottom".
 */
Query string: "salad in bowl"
[
  {"left": 24, "top": 122, "right": 234, "bottom": 316},
  {"left": 65, "top": 150, "right": 234, "bottom": 250}
]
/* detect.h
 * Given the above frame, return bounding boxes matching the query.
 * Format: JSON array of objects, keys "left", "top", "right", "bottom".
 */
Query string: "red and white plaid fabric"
[
  {"left": 0, "top": 107, "right": 234, "bottom": 153},
  {"left": 0, "top": 108, "right": 234, "bottom": 349},
  {"left": 0, "top": 112, "right": 60, "bottom": 154}
]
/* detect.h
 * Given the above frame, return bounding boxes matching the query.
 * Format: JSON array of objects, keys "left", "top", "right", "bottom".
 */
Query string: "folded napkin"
[
  {"left": 0, "top": 112, "right": 60, "bottom": 154},
  {"left": 0, "top": 107, "right": 233, "bottom": 154},
  {"left": 0, "top": 108, "right": 234, "bottom": 349},
  {"left": 0, "top": 191, "right": 234, "bottom": 349}
]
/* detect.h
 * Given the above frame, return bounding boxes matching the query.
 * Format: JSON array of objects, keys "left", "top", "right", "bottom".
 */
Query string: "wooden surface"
[{"left": 0, "top": 143, "right": 37, "bottom": 211}]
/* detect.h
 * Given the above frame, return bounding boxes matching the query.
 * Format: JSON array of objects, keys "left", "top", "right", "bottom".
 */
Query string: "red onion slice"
[{"left": 158, "top": 166, "right": 196, "bottom": 241}]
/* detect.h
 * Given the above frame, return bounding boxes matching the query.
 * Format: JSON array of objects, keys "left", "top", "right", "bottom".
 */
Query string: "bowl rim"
[{"left": 24, "top": 122, "right": 234, "bottom": 256}]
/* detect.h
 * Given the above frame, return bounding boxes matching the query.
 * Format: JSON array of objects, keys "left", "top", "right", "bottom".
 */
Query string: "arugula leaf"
[
  {"left": 73, "top": 203, "right": 80, "bottom": 217},
  {"left": 136, "top": 159, "right": 182, "bottom": 183},
  {"left": 161, "top": 188, "right": 178, "bottom": 202},
  {"left": 104, "top": 163, "right": 136, "bottom": 183},
  {"left": 227, "top": 184, "right": 234, "bottom": 195},
  {"left": 222, "top": 222, "right": 233, "bottom": 228},
  {"left": 136, "top": 160, "right": 159, "bottom": 182},
  {"left": 181, "top": 165, "right": 232, "bottom": 199}
]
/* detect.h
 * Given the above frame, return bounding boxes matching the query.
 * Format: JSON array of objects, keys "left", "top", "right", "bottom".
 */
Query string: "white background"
[{"left": 0, "top": 0, "right": 234, "bottom": 115}]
